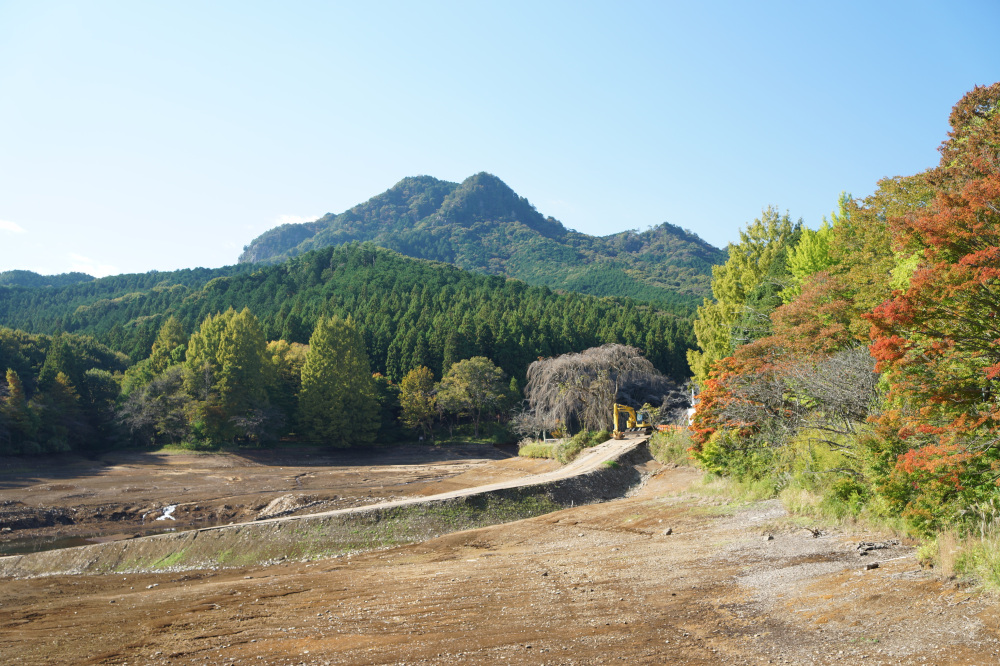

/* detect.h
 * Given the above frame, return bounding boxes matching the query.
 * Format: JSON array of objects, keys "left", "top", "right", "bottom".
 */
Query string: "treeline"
[
  {"left": 686, "top": 83, "right": 1000, "bottom": 539},
  {"left": 0, "top": 243, "right": 696, "bottom": 384},
  {"left": 0, "top": 270, "right": 96, "bottom": 288},
  {"left": 0, "top": 309, "right": 523, "bottom": 453},
  {"left": 0, "top": 328, "right": 129, "bottom": 453}
]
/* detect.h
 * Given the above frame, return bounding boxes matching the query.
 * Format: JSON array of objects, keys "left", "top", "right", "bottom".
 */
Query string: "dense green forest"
[
  {"left": 0, "top": 244, "right": 694, "bottom": 381},
  {"left": 0, "top": 243, "right": 695, "bottom": 454},
  {"left": 0, "top": 328, "right": 129, "bottom": 453},
  {"left": 239, "top": 172, "right": 725, "bottom": 310},
  {"left": 0, "top": 270, "right": 96, "bottom": 288},
  {"left": 683, "top": 83, "right": 1000, "bottom": 580}
]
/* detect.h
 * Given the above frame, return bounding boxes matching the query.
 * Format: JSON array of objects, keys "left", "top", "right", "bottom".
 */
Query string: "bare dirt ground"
[
  {"left": 0, "top": 445, "right": 550, "bottom": 552},
  {"left": 2, "top": 449, "right": 1000, "bottom": 665}
]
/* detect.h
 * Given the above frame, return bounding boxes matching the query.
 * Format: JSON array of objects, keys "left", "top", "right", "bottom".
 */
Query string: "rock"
[
  {"left": 764, "top": 534, "right": 774, "bottom": 541},
  {"left": 663, "top": 527, "right": 673, "bottom": 535},
  {"left": 257, "top": 494, "right": 308, "bottom": 519},
  {"left": 857, "top": 539, "right": 900, "bottom": 555},
  {"left": 865, "top": 562, "right": 880, "bottom": 570}
]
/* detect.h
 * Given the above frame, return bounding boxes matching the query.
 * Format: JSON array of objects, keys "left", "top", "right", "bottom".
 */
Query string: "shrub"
[
  {"left": 555, "top": 429, "right": 610, "bottom": 464},
  {"left": 648, "top": 429, "right": 695, "bottom": 465}
]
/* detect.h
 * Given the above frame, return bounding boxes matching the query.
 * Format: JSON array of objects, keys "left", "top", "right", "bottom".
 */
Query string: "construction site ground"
[{"left": 2, "top": 444, "right": 999, "bottom": 665}]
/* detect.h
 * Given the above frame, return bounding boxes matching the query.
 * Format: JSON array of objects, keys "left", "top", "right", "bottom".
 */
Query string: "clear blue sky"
[{"left": 1, "top": 1, "right": 998, "bottom": 277}]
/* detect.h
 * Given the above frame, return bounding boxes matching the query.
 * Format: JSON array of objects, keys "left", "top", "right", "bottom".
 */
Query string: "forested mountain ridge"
[
  {"left": 0, "top": 270, "right": 96, "bottom": 288},
  {"left": 239, "top": 173, "right": 725, "bottom": 308},
  {"left": 0, "top": 243, "right": 695, "bottom": 382}
]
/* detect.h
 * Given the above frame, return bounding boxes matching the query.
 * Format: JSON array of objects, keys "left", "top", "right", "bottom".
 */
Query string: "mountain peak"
[{"left": 238, "top": 174, "right": 725, "bottom": 305}]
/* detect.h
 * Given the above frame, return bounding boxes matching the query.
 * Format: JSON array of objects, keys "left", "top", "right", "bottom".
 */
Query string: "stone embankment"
[{"left": 0, "top": 436, "right": 651, "bottom": 578}]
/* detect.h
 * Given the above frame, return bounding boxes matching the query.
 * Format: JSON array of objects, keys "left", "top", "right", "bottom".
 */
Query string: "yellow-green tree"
[
  {"left": 184, "top": 308, "right": 238, "bottom": 402},
  {"left": 216, "top": 308, "right": 271, "bottom": 438},
  {"left": 182, "top": 308, "right": 274, "bottom": 444},
  {"left": 399, "top": 366, "right": 436, "bottom": 440},
  {"left": 267, "top": 340, "right": 308, "bottom": 426},
  {"left": 1, "top": 368, "right": 36, "bottom": 453},
  {"left": 148, "top": 316, "right": 187, "bottom": 374},
  {"left": 687, "top": 207, "right": 800, "bottom": 385},
  {"left": 436, "top": 356, "right": 506, "bottom": 437},
  {"left": 782, "top": 193, "right": 848, "bottom": 303},
  {"left": 298, "top": 316, "right": 379, "bottom": 447}
]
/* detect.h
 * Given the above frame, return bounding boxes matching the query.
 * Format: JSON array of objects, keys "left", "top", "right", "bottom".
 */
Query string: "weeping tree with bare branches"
[
  {"left": 716, "top": 345, "right": 880, "bottom": 454},
  {"left": 520, "top": 344, "right": 684, "bottom": 434}
]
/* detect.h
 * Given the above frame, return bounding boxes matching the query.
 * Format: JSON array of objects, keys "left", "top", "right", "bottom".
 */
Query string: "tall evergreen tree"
[
  {"left": 298, "top": 316, "right": 379, "bottom": 447},
  {"left": 38, "top": 334, "right": 74, "bottom": 389},
  {"left": 1, "top": 369, "right": 35, "bottom": 453},
  {"left": 148, "top": 316, "right": 187, "bottom": 374},
  {"left": 34, "top": 372, "right": 86, "bottom": 452},
  {"left": 217, "top": 308, "right": 269, "bottom": 420}
]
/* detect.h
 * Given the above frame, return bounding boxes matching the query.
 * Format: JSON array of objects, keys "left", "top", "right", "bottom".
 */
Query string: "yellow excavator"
[{"left": 612, "top": 403, "right": 653, "bottom": 439}]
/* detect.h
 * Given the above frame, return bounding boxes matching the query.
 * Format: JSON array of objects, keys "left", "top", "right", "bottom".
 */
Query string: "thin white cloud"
[
  {"left": 69, "top": 253, "right": 118, "bottom": 278},
  {"left": 0, "top": 219, "right": 26, "bottom": 233}
]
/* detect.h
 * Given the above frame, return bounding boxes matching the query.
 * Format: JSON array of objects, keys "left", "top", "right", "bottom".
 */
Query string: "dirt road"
[{"left": 2, "top": 450, "right": 999, "bottom": 665}]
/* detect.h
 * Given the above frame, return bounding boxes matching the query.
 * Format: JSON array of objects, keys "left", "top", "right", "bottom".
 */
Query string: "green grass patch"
[
  {"left": 918, "top": 501, "right": 1000, "bottom": 592},
  {"left": 151, "top": 550, "right": 187, "bottom": 568},
  {"left": 518, "top": 442, "right": 557, "bottom": 459}
]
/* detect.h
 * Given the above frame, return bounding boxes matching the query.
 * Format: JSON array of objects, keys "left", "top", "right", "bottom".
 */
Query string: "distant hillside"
[
  {"left": 0, "top": 270, "right": 95, "bottom": 288},
  {"left": 0, "top": 244, "right": 696, "bottom": 380},
  {"left": 239, "top": 173, "right": 725, "bottom": 308}
]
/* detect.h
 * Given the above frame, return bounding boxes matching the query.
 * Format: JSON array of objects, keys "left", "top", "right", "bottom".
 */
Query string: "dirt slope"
[{"left": 2, "top": 464, "right": 998, "bottom": 665}]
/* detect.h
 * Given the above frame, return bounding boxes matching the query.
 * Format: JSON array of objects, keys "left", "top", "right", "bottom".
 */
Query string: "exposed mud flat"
[
  {"left": 0, "top": 439, "right": 650, "bottom": 577},
  {"left": 0, "top": 444, "right": 542, "bottom": 552},
  {"left": 3, "top": 464, "right": 999, "bottom": 665}
]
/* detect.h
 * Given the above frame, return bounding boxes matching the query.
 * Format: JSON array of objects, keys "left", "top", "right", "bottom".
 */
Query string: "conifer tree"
[
  {"left": 217, "top": 308, "right": 269, "bottom": 421},
  {"left": 38, "top": 335, "right": 74, "bottom": 390},
  {"left": 1, "top": 369, "right": 35, "bottom": 452},
  {"left": 185, "top": 309, "right": 238, "bottom": 384},
  {"left": 34, "top": 372, "right": 85, "bottom": 452},
  {"left": 148, "top": 316, "right": 187, "bottom": 374},
  {"left": 298, "top": 316, "right": 379, "bottom": 447}
]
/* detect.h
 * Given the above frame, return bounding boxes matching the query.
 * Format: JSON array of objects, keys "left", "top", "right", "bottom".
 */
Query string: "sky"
[{"left": 1, "top": 1, "right": 998, "bottom": 278}]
